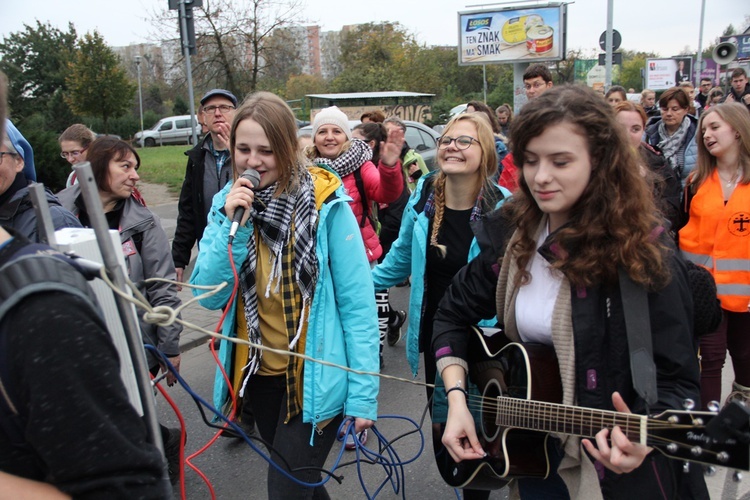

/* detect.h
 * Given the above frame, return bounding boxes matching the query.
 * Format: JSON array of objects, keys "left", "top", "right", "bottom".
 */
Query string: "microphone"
[{"left": 228, "top": 169, "right": 261, "bottom": 242}]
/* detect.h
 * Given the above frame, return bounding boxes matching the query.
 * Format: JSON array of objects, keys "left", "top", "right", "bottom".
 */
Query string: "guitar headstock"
[{"left": 648, "top": 402, "right": 750, "bottom": 471}]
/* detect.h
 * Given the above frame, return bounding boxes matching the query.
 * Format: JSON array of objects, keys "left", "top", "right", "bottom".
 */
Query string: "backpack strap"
[{"left": 0, "top": 253, "right": 100, "bottom": 447}]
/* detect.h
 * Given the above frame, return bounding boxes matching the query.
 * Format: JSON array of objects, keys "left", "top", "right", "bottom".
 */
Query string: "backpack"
[{"left": 0, "top": 247, "right": 100, "bottom": 448}]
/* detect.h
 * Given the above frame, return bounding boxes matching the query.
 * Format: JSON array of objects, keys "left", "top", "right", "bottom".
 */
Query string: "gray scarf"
[{"left": 657, "top": 116, "right": 691, "bottom": 174}]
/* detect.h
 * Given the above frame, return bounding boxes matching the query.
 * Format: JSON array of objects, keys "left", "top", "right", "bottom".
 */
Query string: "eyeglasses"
[
  {"left": 0, "top": 152, "right": 18, "bottom": 165},
  {"left": 437, "top": 135, "right": 479, "bottom": 150},
  {"left": 60, "top": 148, "right": 87, "bottom": 159},
  {"left": 203, "top": 104, "right": 236, "bottom": 114}
]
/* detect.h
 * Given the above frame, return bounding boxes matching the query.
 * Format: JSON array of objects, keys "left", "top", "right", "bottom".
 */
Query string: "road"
[{"left": 146, "top": 196, "right": 748, "bottom": 500}]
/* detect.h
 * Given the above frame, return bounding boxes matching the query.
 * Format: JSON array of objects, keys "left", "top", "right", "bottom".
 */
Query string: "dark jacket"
[
  {"left": 721, "top": 82, "right": 750, "bottom": 112},
  {"left": 171, "top": 136, "right": 231, "bottom": 269},
  {"left": 432, "top": 212, "right": 701, "bottom": 416},
  {"left": 0, "top": 173, "right": 81, "bottom": 242},
  {"left": 640, "top": 142, "right": 681, "bottom": 233}
]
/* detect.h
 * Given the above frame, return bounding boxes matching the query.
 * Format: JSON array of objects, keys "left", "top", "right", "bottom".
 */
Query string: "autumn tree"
[
  {"left": 65, "top": 32, "right": 136, "bottom": 133},
  {"left": 149, "top": 0, "right": 305, "bottom": 98},
  {"left": 0, "top": 21, "right": 78, "bottom": 121}
]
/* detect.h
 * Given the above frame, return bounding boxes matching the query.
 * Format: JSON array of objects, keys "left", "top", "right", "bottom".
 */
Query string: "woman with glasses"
[
  {"left": 372, "top": 112, "right": 510, "bottom": 500},
  {"left": 58, "top": 124, "right": 96, "bottom": 188},
  {"left": 1, "top": 120, "right": 81, "bottom": 241}
]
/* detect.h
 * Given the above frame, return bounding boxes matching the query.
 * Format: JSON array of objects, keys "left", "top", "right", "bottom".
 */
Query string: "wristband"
[{"left": 445, "top": 386, "right": 468, "bottom": 398}]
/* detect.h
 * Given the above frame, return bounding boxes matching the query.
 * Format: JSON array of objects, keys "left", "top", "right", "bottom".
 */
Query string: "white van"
[{"left": 134, "top": 115, "right": 200, "bottom": 147}]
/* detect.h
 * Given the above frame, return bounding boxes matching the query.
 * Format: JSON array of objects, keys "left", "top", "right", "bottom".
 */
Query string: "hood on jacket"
[{"left": 4, "top": 120, "right": 35, "bottom": 182}]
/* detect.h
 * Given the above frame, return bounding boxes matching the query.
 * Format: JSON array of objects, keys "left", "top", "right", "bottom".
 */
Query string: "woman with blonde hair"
[
  {"left": 191, "top": 92, "right": 379, "bottom": 498},
  {"left": 373, "top": 112, "right": 510, "bottom": 500},
  {"left": 679, "top": 102, "right": 750, "bottom": 410}
]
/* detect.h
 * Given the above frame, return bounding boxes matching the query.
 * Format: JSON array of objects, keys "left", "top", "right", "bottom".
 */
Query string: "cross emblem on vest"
[{"left": 729, "top": 212, "right": 750, "bottom": 237}]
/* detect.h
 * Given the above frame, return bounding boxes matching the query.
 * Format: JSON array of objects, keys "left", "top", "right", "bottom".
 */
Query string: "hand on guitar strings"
[
  {"left": 582, "top": 392, "right": 654, "bottom": 474},
  {"left": 442, "top": 396, "right": 486, "bottom": 462}
]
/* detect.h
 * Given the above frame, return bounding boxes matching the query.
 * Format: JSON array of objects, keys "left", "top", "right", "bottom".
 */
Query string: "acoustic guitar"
[{"left": 433, "top": 328, "right": 750, "bottom": 490}]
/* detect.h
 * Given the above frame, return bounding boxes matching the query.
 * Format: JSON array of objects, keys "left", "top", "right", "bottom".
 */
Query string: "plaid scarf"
[
  {"left": 314, "top": 138, "right": 372, "bottom": 178},
  {"left": 238, "top": 168, "right": 318, "bottom": 405}
]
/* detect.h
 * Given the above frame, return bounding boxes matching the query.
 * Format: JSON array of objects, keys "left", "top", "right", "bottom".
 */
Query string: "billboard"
[
  {"left": 645, "top": 57, "right": 693, "bottom": 91},
  {"left": 457, "top": 4, "right": 567, "bottom": 65},
  {"left": 720, "top": 35, "right": 750, "bottom": 61}
]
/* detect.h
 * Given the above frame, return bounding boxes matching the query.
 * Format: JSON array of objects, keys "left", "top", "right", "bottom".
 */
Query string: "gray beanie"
[{"left": 312, "top": 106, "right": 352, "bottom": 140}]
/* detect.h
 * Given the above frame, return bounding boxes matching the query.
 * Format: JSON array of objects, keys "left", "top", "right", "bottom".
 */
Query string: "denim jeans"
[{"left": 244, "top": 374, "right": 342, "bottom": 500}]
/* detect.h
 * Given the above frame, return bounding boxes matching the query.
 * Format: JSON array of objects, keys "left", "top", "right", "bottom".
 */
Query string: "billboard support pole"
[
  {"left": 696, "top": 0, "right": 706, "bottom": 86},
  {"left": 483, "top": 65, "right": 488, "bottom": 102},
  {"left": 604, "top": 0, "right": 613, "bottom": 88}
]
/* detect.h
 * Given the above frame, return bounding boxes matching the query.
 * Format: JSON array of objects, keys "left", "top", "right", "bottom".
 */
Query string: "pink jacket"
[{"left": 342, "top": 159, "right": 403, "bottom": 262}]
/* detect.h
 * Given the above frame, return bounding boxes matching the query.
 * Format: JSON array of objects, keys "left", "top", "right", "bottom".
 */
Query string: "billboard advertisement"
[
  {"left": 645, "top": 57, "right": 693, "bottom": 91},
  {"left": 457, "top": 4, "right": 567, "bottom": 65},
  {"left": 720, "top": 35, "right": 750, "bottom": 61}
]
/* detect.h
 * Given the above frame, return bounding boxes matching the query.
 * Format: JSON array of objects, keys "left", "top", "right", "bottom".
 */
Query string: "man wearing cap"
[
  {"left": 0, "top": 119, "right": 81, "bottom": 241},
  {"left": 172, "top": 89, "right": 237, "bottom": 285}
]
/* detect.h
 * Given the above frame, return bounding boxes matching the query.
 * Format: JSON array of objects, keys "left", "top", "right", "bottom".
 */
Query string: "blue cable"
[{"left": 145, "top": 345, "right": 427, "bottom": 497}]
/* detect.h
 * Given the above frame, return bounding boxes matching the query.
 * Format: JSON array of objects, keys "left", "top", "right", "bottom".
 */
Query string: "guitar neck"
[{"left": 495, "top": 397, "right": 648, "bottom": 444}]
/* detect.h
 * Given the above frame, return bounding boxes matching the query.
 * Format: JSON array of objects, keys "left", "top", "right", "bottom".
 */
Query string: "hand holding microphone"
[{"left": 228, "top": 169, "right": 261, "bottom": 243}]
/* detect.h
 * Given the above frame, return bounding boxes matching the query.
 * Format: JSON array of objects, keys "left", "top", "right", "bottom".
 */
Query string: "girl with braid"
[{"left": 372, "top": 112, "right": 510, "bottom": 500}]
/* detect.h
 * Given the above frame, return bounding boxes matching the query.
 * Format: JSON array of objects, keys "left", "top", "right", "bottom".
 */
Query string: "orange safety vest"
[{"left": 679, "top": 171, "right": 750, "bottom": 313}]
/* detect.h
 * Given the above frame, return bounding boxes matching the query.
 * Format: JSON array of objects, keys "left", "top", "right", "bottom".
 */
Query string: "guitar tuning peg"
[
  {"left": 683, "top": 462, "right": 691, "bottom": 474},
  {"left": 703, "top": 465, "right": 717, "bottom": 477},
  {"left": 682, "top": 398, "right": 695, "bottom": 410},
  {"left": 733, "top": 471, "right": 743, "bottom": 483},
  {"left": 707, "top": 400, "right": 720, "bottom": 412}
]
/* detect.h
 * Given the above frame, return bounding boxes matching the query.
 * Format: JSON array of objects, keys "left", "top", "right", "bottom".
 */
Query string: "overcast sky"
[{"left": 1, "top": 0, "right": 746, "bottom": 58}]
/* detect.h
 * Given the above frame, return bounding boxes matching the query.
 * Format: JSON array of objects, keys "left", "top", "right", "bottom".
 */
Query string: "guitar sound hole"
[{"left": 482, "top": 379, "right": 502, "bottom": 442}]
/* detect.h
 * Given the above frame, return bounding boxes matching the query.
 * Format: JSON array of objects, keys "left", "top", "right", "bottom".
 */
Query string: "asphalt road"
[{"left": 146, "top": 197, "right": 748, "bottom": 500}]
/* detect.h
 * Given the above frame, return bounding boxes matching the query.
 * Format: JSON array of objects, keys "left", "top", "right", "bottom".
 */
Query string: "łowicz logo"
[
  {"left": 728, "top": 212, "right": 750, "bottom": 237},
  {"left": 466, "top": 17, "right": 492, "bottom": 32}
]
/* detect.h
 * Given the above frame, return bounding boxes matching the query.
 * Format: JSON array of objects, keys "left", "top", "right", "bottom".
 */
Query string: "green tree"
[
  {"left": 0, "top": 21, "right": 78, "bottom": 121},
  {"left": 619, "top": 50, "right": 658, "bottom": 92},
  {"left": 173, "top": 95, "right": 189, "bottom": 115},
  {"left": 65, "top": 31, "right": 136, "bottom": 133}
]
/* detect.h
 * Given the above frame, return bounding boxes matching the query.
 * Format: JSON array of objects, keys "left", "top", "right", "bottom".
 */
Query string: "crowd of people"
[{"left": 1, "top": 58, "right": 749, "bottom": 499}]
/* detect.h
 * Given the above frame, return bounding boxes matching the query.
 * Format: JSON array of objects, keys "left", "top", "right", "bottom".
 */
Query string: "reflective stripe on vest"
[
  {"left": 716, "top": 258, "right": 750, "bottom": 272},
  {"left": 716, "top": 284, "right": 750, "bottom": 297},
  {"left": 681, "top": 249, "right": 713, "bottom": 268}
]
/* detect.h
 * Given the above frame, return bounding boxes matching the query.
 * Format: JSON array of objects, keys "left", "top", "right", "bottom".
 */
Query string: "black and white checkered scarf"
[
  {"left": 238, "top": 167, "right": 318, "bottom": 386},
  {"left": 314, "top": 138, "right": 372, "bottom": 178}
]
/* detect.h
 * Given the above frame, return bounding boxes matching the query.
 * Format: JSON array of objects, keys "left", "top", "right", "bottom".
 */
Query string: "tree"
[
  {"left": 149, "top": 0, "right": 305, "bottom": 97},
  {"left": 0, "top": 21, "right": 78, "bottom": 121},
  {"left": 65, "top": 32, "right": 136, "bottom": 133}
]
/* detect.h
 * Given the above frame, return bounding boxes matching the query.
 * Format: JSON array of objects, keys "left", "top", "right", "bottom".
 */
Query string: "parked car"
[
  {"left": 134, "top": 115, "right": 200, "bottom": 147},
  {"left": 297, "top": 119, "right": 441, "bottom": 170}
]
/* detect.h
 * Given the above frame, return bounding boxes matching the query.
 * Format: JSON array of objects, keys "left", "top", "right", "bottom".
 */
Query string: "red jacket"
[
  {"left": 498, "top": 153, "right": 518, "bottom": 193},
  {"left": 342, "top": 159, "right": 402, "bottom": 262}
]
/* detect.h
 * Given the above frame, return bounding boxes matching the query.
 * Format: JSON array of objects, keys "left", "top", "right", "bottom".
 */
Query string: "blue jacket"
[
  {"left": 190, "top": 167, "right": 379, "bottom": 432},
  {"left": 371, "top": 171, "right": 511, "bottom": 377}
]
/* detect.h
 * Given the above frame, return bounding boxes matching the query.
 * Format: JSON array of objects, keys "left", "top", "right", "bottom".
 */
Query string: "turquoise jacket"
[
  {"left": 371, "top": 171, "right": 511, "bottom": 377},
  {"left": 190, "top": 168, "right": 380, "bottom": 434}
]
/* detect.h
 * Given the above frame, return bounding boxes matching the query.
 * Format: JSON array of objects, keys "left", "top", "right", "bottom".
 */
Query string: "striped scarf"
[{"left": 238, "top": 168, "right": 318, "bottom": 411}]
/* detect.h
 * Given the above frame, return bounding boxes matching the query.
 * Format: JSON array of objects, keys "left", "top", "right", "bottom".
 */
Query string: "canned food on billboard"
[
  {"left": 501, "top": 14, "right": 543, "bottom": 45},
  {"left": 527, "top": 25, "right": 554, "bottom": 54}
]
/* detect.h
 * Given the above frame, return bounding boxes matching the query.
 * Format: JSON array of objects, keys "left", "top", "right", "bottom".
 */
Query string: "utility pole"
[{"left": 605, "top": 0, "right": 613, "bottom": 88}]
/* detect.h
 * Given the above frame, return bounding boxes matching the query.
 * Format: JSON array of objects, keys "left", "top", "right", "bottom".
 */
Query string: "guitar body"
[{"left": 434, "top": 332, "right": 564, "bottom": 490}]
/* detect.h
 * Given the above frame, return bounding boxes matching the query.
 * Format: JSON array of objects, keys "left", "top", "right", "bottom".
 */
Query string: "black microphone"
[{"left": 228, "top": 169, "right": 261, "bottom": 242}]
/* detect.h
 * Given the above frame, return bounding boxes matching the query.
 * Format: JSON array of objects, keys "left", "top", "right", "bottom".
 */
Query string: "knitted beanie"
[{"left": 312, "top": 107, "right": 352, "bottom": 140}]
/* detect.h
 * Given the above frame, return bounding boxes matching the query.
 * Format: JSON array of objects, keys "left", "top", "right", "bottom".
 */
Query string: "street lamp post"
[{"left": 135, "top": 55, "right": 144, "bottom": 148}]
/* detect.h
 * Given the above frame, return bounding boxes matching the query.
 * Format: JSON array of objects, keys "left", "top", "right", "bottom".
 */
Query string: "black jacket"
[
  {"left": 432, "top": 212, "right": 701, "bottom": 416},
  {"left": 172, "top": 137, "right": 231, "bottom": 269},
  {"left": 721, "top": 82, "right": 750, "bottom": 112}
]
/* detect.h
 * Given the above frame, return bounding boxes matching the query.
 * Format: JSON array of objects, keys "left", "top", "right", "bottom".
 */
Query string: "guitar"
[{"left": 433, "top": 327, "right": 750, "bottom": 490}]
